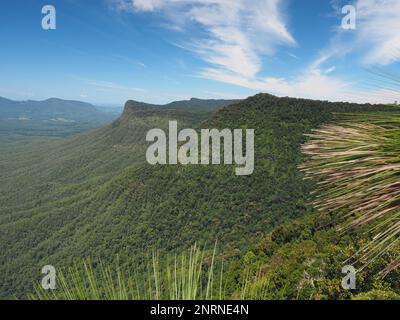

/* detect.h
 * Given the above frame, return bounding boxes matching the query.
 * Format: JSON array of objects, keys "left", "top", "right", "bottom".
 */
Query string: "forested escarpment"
[
  {"left": 0, "top": 94, "right": 398, "bottom": 299},
  {"left": 0, "top": 101, "right": 212, "bottom": 298}
]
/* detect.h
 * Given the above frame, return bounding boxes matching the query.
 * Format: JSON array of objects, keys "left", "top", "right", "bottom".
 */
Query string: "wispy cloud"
[
  {"left": 113, "top": 0, "right": 295, "bottom": 80},
  {"left": 200, "top": 63, "right": 355, "bottom": 102},
  {"left": 322, "top": 0, "right": 400, "bottom": 66},
  {"left": 112, "top": 0, "right": 359, "bottom": 102},
  {"left": 113, "top": 55, "right": 147, "bottom": 68},
  {"left": 87, "top": 79, "right": 145, "bottom": 93},
  {"left": 111, "top": 0, "right": 399, "bottom": 104},
  {"left": 354, "top": 0, "right": 400, "bottom": 65},
  {"left": 287, "top": 0, "right": 400, "bottom": 103},
  {"left": 131, "top": 0, "right": 163, "bottom": 11}
]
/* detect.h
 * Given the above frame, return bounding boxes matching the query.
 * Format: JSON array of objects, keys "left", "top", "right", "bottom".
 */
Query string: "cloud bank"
[{"left": 112, "top": 0, "right": 400, "bottom": 103}]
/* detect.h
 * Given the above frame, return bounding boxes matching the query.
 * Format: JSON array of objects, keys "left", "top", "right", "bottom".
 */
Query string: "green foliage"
[
  {"left": 1, "top": 94, "right": 399, "bottom": 299},
  {"left": 31, "top": 244, "right": 224, "bottom": 300},
  {"left": 352, "top": 290, "right": 400, "bottom": 300},
  {"left": 226, "top": 206, "right": 400, "bottom": 300},
  {"left": 300, "top": 113, "right": 400, "bottom": 273}
]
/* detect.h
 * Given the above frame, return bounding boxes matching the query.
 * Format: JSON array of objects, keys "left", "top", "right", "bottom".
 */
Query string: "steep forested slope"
[
  {"left": 0, "top": 101, "right": 212, "bottom": 297},
  {"left": 0, "top": 94, "right": 397, "bottom": 298},
  {"left": 223, "top": 112, "right": 400, "bottom": 300}
]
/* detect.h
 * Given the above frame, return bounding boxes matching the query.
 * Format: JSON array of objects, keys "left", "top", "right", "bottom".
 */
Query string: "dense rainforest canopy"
[{"left": 0, "top": 94, "right": 398, "bottom": 299}]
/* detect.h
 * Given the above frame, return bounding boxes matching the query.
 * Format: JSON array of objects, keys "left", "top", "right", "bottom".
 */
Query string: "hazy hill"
[
  {"left": 0, "top": 97, "right": 111, "bottom": 121},
  {"left": 0, "top": 94, "right": 397, "bottom": 298},
  {"left": 0, "top": 97, "right": 119, "bottom": 137}
]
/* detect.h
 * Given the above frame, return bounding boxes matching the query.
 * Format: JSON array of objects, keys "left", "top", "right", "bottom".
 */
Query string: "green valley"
[{"left": 0, "top": 94, "right": 399, "bottom": 299}]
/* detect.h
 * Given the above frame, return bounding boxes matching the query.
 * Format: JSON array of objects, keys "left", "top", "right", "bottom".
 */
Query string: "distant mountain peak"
[{"left": 124, "top": 100, "right": 154, "bottom": 111}]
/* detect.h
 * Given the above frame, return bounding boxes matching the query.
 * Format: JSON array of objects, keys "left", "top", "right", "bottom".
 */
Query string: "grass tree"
[{"left": 300, "top": 112, "right": 400, "bottom": 275}]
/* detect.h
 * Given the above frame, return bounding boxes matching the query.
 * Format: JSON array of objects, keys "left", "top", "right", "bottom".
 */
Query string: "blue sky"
[{"left": 0, "top": 0, "right": 399, "bottom": 105}]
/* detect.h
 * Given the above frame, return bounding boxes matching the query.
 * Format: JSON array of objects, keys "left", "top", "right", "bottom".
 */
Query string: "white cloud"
[
  {"left": 114, "top": 0, "right": 365, "bottom": 103},
  {"left": 326, "top": 0, "right": 400, "bottom": 66},
  {"left": 281, "top": 0, "right": 400, "bottom": 103},
  {"left": 200, "top": 62, "right": 355, "bottom": 102},
  {"left": 354, "top": 0, "right": 400, "bottom": 65},
  {"left": 114, "top": 0, "right": 295, "bottom": 80},
  {"left": 112, "top": 0, "right": 399, "bottom": 104},
  {"left": 201, "top": 53, "right": 400, "bottom": 104},
  {"left": 110, "top": 0, "right": 162, "bottom": 12},
  {"left": 132, "top": 0, "right": 163, "bottom": 11}
]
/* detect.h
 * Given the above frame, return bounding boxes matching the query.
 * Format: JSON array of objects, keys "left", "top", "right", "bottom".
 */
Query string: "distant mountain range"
[
  {"left": 0, "top": 97, "right": 236, "bottom": 137},
  {"left": 0, "top": 97, "right": 121, "bottom": 137},
  {"left": 0, "top": 97, "right": 113, "bottom": 121},
  {"left": 0, "top": 96, "right": 237, "bottom": 120}
]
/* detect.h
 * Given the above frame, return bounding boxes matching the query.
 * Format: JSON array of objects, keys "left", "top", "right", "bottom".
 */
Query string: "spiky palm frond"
[
  {"left": 31, "top": 243, "right": 221, "bottom": 300},
  {"left": 300, "top": 112, "right": 400, "bottom": 274}
]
